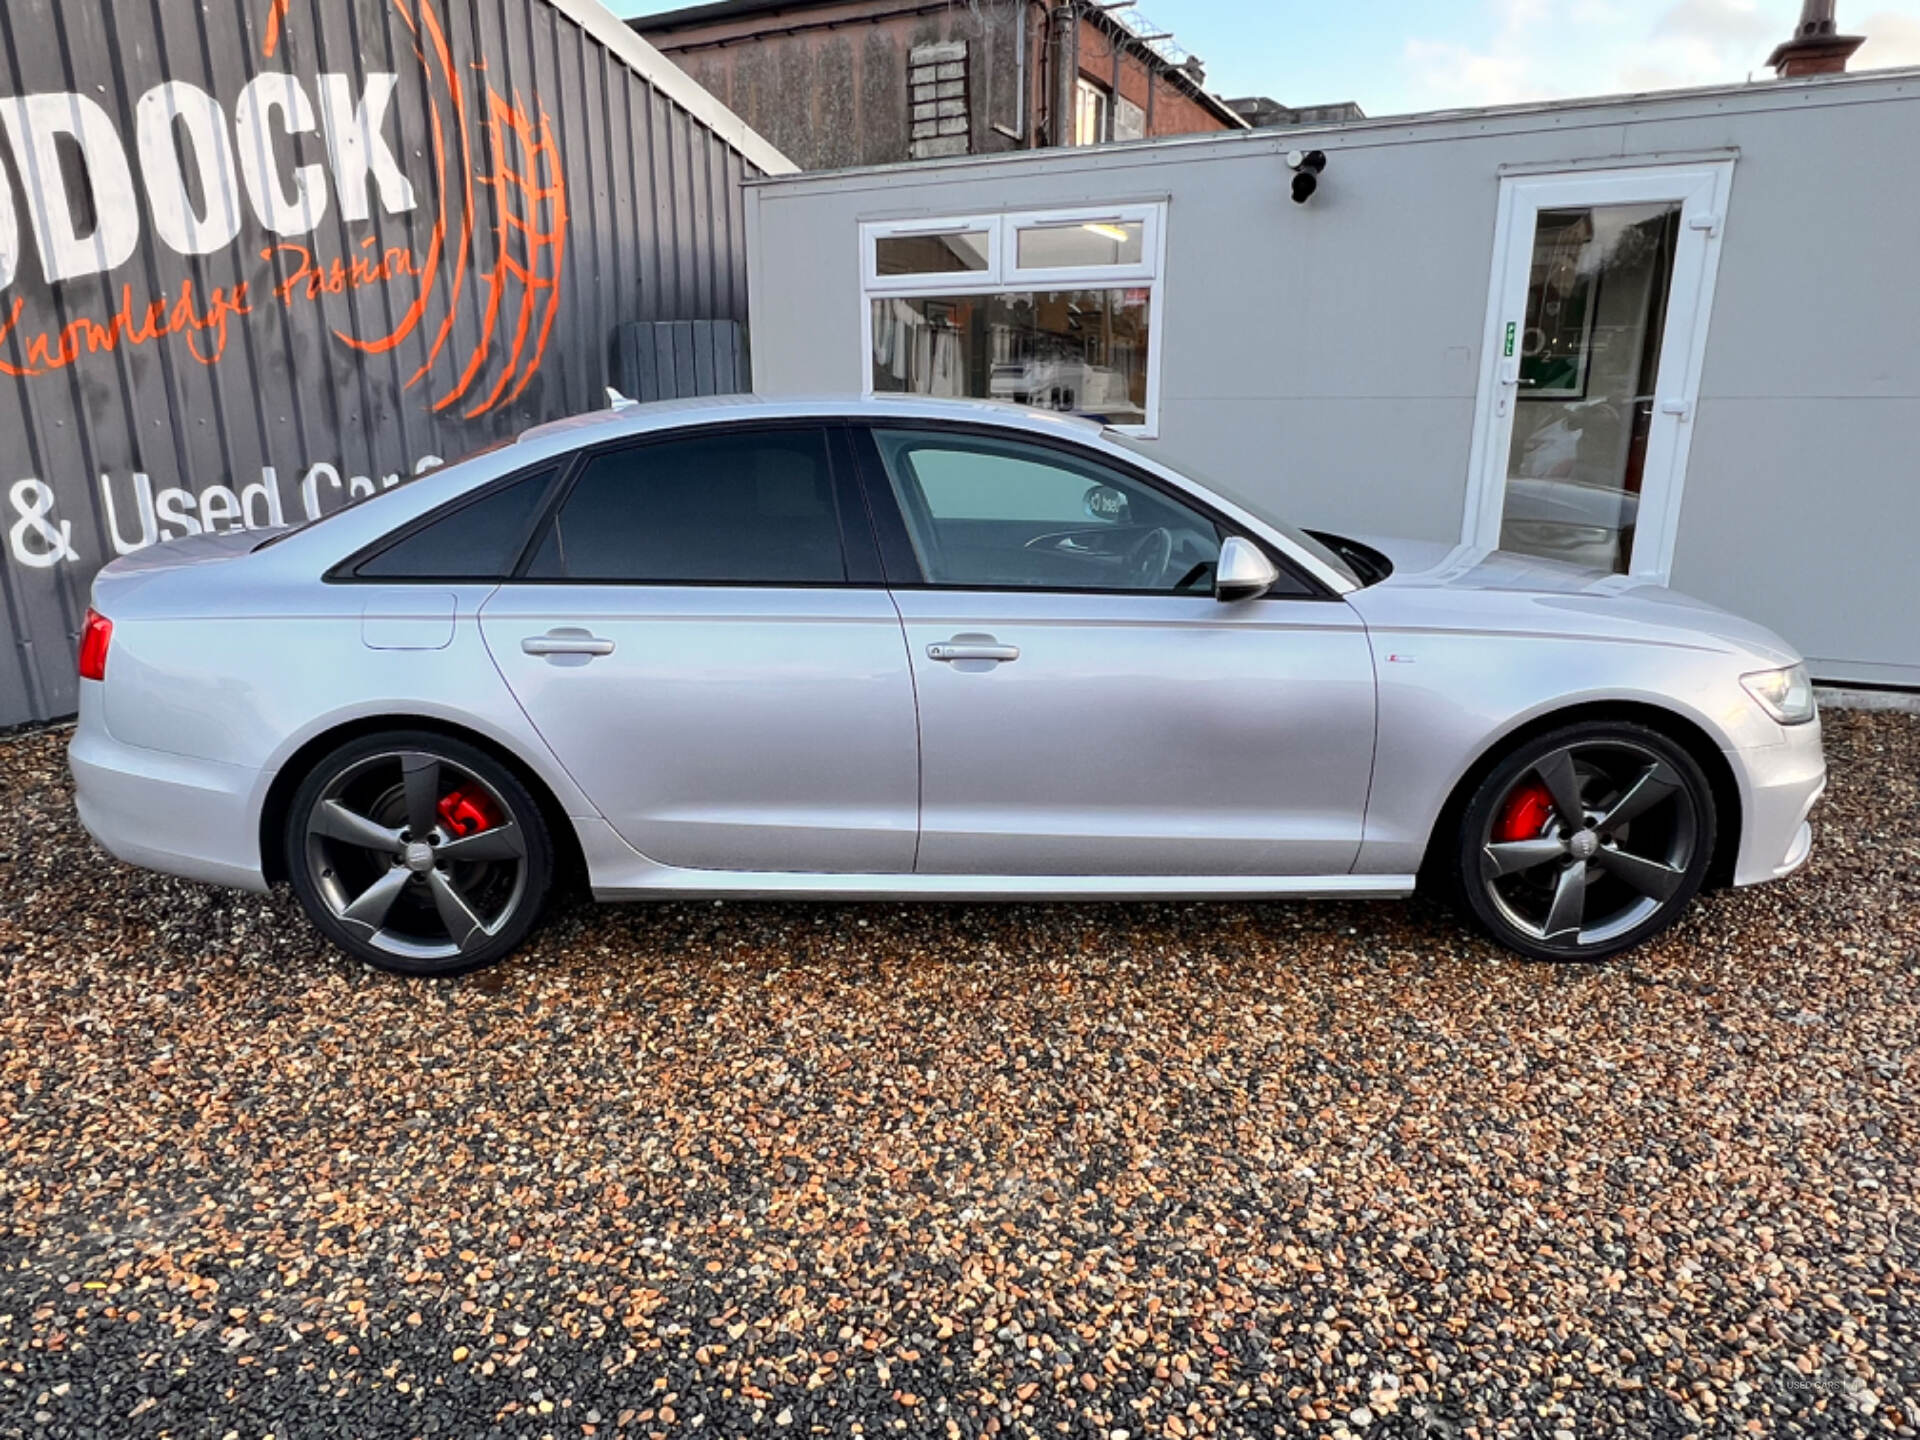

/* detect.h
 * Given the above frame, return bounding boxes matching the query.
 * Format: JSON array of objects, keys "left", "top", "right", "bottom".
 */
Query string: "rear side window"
[
  {"left": 354, "top": 468, "right": 555, "bottom": 579},
  {"left": 524, "top": 428, "right": 846, "bottom": 584}
]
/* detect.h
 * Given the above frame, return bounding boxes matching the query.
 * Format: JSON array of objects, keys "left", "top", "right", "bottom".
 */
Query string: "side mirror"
[
  {"left": 1214, "top": 535, "right": 1280, "bottom": 602},
  {"left": 1084, "top": 485, "right": 1130, "bottom": 523}
]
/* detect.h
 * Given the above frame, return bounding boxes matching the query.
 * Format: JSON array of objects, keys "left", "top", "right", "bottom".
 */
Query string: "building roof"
[
  {"left": 542, "top": 0, "right": 794, "bottom": 174},
  {"left": 1079, "top": 5, "right": 1247, "bottom": 130},
  {"left": 630, "top": 0, "right": 1248, "bottom": 131},
  {"left": 744, "top": 65, "right": 1920, "bottom": 188},
  {"left": 629, "top": 0, "right": 821, "bottom": 27},
  {"left": 1226, "top": 97, "right": 1366, "bottom": 128}
]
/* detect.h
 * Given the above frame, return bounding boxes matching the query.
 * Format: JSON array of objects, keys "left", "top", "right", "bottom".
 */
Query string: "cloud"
[
  {"left": 1623, "top": 0, "right": 1777, "bottom": 86},
  {"left": 1389, "top": 0, "right": 1920, "bottom": 116},
  {"left": 1495, "top": 0, "right": 1553, "bottom": 25},
  {"left": 1650, "top": 0, "right": 1773, "bottom": 50},
  {"left": 1401, "top": 38, "right": 1549, "bottom": 108},
  {"left": 1856, "top": 11, "right": 1920, "bottom": 67},
  {"left": 1398, "top": 0, "right": 1594, "bottom": 109}
]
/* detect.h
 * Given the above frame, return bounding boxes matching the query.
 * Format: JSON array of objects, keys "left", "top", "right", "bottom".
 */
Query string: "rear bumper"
[
  {"left": 69, "top": 688, "right": 270, "bottom": 893},
  {"left": 1730, "top": 714, "right": 1827, "bottom": 886}
]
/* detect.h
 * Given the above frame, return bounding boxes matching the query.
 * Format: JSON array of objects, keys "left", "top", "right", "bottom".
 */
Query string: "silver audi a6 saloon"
[{"left": 70, "top": 397, "right": 1826, "bottom": 976}]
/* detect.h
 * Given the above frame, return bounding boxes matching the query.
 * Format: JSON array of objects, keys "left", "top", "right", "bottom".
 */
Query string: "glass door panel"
[{"left": 1499, "top": 202, "right": 1681, "bottom": 573}]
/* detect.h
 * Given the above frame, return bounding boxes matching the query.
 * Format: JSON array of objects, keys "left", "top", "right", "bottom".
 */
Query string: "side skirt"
[{"left": 571, "top": 820, "right": 1414, "bottom": 901}]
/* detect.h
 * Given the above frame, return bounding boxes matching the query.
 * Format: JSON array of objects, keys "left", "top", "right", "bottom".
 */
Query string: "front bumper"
[
  {"left": 69, "top": 687, "right": 271, "bottom": 893},
  {"left": 1729, "top": 713, "right": 1827, "bottom": 887}
]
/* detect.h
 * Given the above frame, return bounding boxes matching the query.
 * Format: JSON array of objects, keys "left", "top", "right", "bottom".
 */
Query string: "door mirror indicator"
[{"left": 1214, "top": 536, "right": 1280, "bottom": 602}]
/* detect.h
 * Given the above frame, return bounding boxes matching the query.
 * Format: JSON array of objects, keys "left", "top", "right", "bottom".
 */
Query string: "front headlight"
[{"left": 1742, "top": 663, "right": 1816, "bottom": 725}]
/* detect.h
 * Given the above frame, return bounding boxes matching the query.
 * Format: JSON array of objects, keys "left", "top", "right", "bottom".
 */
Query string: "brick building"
[{"left": 629, "top": 0, "right": 1248, "bottom": 172}]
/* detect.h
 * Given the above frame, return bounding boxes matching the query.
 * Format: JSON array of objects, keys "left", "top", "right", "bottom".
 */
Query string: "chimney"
[{"left": 1766, "top": 0, "right": 1865, "bottom": 78}]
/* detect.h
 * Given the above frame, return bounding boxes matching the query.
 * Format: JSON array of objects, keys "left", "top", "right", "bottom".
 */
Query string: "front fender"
[{"left": 1353, "top": 630, "right": 1780, "bottom": 875}]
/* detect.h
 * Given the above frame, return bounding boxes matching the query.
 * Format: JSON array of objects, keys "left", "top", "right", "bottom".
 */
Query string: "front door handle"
[
  {"left": 928, "top": 637, "right": 1019, "bottom": 663},
  {"left": 522, "top": 629, "right": 615, "bottom": 657}
]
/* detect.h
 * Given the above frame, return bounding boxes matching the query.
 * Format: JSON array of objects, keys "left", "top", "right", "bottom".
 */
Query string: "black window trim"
[
  {"left": 325, "top": 459, "right": 572, "bottom": 585},
  {"left": 498, "top": 418, "right": 887, "bottom": 590},
  {"left": 326, "top": 421, "right": 889, "bottom": 590},
  {"left": 845, "top": 420, "right": 1341, "bottom": 601}
]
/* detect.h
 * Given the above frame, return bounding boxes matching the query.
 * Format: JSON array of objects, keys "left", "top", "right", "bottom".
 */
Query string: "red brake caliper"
[
  {"left": 436, "top": 788, "right": 498, "bottom": 840},
  {"left": 1495, "top": 781, "right": 1555, "bottom": 842}
]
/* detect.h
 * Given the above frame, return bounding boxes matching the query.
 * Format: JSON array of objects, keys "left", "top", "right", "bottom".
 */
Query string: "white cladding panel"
[{"left": 748, "top": 73, "right": 1920, "bottom": 686}]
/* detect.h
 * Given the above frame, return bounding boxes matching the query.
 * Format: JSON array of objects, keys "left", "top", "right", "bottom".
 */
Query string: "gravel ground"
[{"left": 1, "top": 712, "right": 1915, "bottom": 1440}]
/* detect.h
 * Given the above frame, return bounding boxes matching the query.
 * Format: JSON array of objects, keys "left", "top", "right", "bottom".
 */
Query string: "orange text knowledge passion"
[{"left": 1, "top": 0, "right": 569, "bottom": 571}]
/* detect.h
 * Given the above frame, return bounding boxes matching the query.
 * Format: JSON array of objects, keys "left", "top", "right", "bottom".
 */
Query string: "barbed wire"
[{"left": 940, "top": 0, "right": 1196, "bottom": 71}]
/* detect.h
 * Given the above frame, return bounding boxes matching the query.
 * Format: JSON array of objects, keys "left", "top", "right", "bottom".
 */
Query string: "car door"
[
  {"left": 856, "top": 425, "right": 1376, "bottom": 877},
  {"left": 480, "top": 423, "right": 919, "bottom": 874}
]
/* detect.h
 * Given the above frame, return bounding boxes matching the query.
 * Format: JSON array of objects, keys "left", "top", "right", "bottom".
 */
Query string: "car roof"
[
  {"left": 247, "top": 388, "right": 1358, "bottom": 599},
  {"left": 518, "top": 393, "right": 1109, "bottom": 446},
  {"left": 510, "top": 394, "right": 1359, "bottom": 597}
]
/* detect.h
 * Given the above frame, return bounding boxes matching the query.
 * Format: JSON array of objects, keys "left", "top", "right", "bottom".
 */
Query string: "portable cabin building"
[{"left": 745, "top": 70, "right": 1920, "bottom": 689}]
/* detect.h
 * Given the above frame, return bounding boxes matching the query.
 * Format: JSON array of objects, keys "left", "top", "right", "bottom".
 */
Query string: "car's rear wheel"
[
  {"left": 1452, "top": 721, "right": 1716, "bottom": 962},
  {"left": 285, "top": 731, "right": 554, "bottom": 976}
]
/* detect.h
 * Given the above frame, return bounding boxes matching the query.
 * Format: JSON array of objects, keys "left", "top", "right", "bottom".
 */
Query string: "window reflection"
[
  {"left": 1501, "top": 203, "right": 1681, "bottom": 574},
  {"left": 875, "top": 231, "right": 990, "bottom": 276},
  {"left": 1074, "top": 79, "right": 1109, "bottom": 146},
  {"left": 1016, "top": 221, "right": 1144, "bottom": 269},
  {"left": 870, "top": 289, "right": 1151, "bottom": 427},
  {"left": 872, "top": 429, "right": 1223, "bottom": 592}
]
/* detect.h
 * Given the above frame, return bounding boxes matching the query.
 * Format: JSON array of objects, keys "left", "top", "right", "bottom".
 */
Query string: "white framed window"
[
  {"left": 863, "top": 215, "right": 1002, "bottom": 295},
  {"left": 859, "top": 203, "right": 1168, "bottom": 436},
  {"left": 1074, "top": 78, "right": 1110, "bottom": 147}
]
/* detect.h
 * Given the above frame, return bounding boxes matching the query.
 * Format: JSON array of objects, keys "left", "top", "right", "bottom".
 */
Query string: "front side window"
[
  {"left": 872, "top": 428, "right": 1226, "bottom": 593},
  {"left": 524, "top": 429, "right": 845, "bottom": 584},
  {"left": 862, "top": 205, "right": 1164, "bottom": 435}
]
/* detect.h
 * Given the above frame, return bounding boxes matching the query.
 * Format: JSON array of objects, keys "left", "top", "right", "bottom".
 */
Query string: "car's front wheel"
[
  {"left": 285, "top": 731, "right": 554, "bottom": 976},
  {"left": 1451, "top": 721, "right": 1716, "bottom": 961}
]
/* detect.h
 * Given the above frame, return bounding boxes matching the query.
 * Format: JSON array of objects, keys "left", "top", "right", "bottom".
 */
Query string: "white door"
[{"left": 1464, "top": 162, "right": 1733, "bottom": 580}]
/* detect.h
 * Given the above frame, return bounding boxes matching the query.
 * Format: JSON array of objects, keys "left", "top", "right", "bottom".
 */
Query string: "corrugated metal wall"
[
  {"left": 613, "top": 319, "right": 752, "bottom": 401},
  {"left": 0, "top": 0, "right": 765, "bottom": 725}
]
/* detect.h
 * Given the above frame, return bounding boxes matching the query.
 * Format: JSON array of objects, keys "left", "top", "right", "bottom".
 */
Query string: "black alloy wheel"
[
  {"left": 1453, "top": 721, "right": 1716, "bottom": 961},
  {"left": 285, "top": 731, "right": 554, "bottom": 976}
]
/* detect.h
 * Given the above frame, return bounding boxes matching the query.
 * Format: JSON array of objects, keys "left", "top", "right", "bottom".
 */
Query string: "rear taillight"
[{"left": 78, "top": 608, "right": 112, "bottom": 682}]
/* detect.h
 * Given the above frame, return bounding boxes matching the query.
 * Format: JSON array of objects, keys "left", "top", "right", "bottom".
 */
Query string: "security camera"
[{"left": 1286, "top": 148, "right": 1327, "bottom": 204}]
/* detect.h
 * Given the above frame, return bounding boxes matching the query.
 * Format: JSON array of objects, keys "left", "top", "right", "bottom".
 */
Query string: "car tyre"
[
  {"left": 1451, "top": 720, "right": 1716, "bottom": 962},
  {"left": 285, "top": 731, "right": 555, "bottom": 977}
]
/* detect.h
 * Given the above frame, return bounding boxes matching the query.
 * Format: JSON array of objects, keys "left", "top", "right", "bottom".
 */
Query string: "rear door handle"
[
  {"left": 928, "top": 638, "right": 1019, "bottom": 663},
  {"left": 522, "top": 630, "right": 615, "bottom": 657}
]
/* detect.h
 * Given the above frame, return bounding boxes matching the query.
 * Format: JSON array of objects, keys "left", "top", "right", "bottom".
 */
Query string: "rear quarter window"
[{"left": 350, "top": 467, "right": 557, "bottom": 580}]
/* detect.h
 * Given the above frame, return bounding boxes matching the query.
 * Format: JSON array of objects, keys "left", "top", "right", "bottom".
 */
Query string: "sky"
[{"left": 613, "top": 0, "right": 1920, "bottom": 117}]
